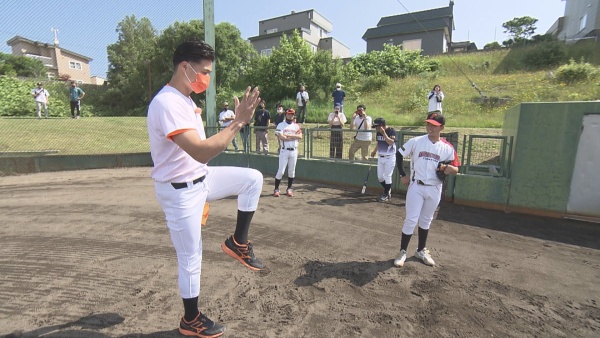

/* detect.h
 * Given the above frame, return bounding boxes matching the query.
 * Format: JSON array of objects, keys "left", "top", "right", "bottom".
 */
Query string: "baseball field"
[{"left": 1, "top": 167, "right": 599, "bottom": 337}]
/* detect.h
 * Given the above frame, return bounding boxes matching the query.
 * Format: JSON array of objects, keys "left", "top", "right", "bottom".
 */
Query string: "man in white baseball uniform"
[
  {"left": 147, "top": 40, "right": 262, "bottom": 337},
  {"left": 273, "top": 108, "right": 303, "bottom": 197},
  {"left": 370, "top": 118, "right": 396, "bottom": 202},
  {"left": 394, "top": 112, "right": 460, "bottom": 267}
]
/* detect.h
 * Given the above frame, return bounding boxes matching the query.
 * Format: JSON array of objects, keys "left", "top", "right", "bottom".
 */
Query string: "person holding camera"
[
  {"left": 348, "top": 104, "right": 372, "bottom": 161},
  {"left": 296, "top": 85, "right": 309, "bottom": 124},
  {"left": 427, "top": 84, "right": 444, "bottom": 113},
  {"left": 327, "top": 103, "right": 347, "bottom": 158}
]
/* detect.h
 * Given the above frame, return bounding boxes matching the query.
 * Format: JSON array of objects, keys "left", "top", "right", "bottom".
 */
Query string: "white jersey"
[
  {"left": 427, "top": 91, "right": 444, "bottom": 112},
  {"left": 352, "top": 115, "right": 372, "bottom": 141},
  {"left": 218, "top": 109, "right": 235, "bottom": 127},
  {"left": 275, "top": 120, "right": 302, "bottom": 149},
  {"left": 398, "top": 134, "right": 460, "bottom": 186},
  {"left": 147, "top": 85, "right": 207, "bottom": 183},
  {"left": 32, "top": 88, "right": 49, "bottom": 103}
]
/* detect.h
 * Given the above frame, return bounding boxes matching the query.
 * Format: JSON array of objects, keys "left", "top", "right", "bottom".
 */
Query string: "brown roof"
[{"left": 6, "top": 35, "right": 93, "bottom": 61}]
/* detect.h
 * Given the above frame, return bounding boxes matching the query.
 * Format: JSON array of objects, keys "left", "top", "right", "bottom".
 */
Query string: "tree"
[
  {"left": 104, "top": 15, "right": 157, "bottom": 114},
  {"left": 0, "top": 53, "right": 45, "bottom": 77},
  {"left": 484, "top": 41, "right": 502, "bottom": 50},
  {"left": 502, "top": 16, "right": 538, "bottom": 41}
]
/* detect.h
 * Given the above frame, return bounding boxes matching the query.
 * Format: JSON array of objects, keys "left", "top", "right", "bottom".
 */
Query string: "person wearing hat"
[
  {"left": 393, "top": 111, "right": 460, "bottom": 267},
  {"left": 273, "top": 108, "right": 303, "bottom": 197},
  {"left": 348, "top": 104, "right": 372, "bottom": 161},
  {"left": 31, "top": 82, "right": 50, "bottom": 119},
  {"left": 332, "top": 82, "right": 346, "bottom": 113},
  {"left": 327, "top": 103, "right": 347, "bottom": 158},
  {"left": 253, "top": 100, "right": 271, "bottom": 155},
  {"left": 370, "top": 118, "right": 396, "bottom": 202},
  {"left": 295, "top": 85, "right": 309, "bottom": 124},
  {"left": 218, "top": 101, "right": 239, "bottom": 151}
]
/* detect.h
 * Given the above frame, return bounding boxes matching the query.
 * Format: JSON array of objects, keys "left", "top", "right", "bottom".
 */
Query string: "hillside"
[{"left": 310, "top": 48, "right": 600, "bottom": 128}]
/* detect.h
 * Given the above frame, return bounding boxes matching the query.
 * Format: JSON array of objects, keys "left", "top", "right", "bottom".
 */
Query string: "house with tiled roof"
[
  {"left": 362, "top": 1, "right": 454, "bottom": 55},
  {"left": 6, "top": 35, "right": 95, "bottom": 83}
]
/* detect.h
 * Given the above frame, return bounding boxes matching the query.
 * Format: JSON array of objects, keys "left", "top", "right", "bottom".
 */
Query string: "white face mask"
[{"left": 277, "top": 108, "right": 283, "bottom": 113}]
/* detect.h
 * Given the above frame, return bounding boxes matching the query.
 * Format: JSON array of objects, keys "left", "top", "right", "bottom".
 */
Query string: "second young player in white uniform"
[
  {"left": 394, "top": 112, "right": 460, "bottom": 267},
  {"left": 273, "top": 109, "right": 303, "bottom": 197},
  {"left": 370, "top": 118, "right": 396, "bottom": 202}
]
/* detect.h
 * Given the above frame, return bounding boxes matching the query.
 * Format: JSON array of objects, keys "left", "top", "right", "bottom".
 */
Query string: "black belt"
[
  {"left": 413, "top": 179, "right": 431, "bottom": 186},
  {"left": 171, "top": 176, "right": 206, "bottom": 189},
  {"left": 379, "top": 154, "right": 393, "bottom": 157},
  {"left": 283, "top": 148, "right": 296, "bottom": 151}
]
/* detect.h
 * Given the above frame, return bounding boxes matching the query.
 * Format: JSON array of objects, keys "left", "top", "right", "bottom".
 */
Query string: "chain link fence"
[{"left": 1, "top": 117, "right": 512, "bottom": 179}]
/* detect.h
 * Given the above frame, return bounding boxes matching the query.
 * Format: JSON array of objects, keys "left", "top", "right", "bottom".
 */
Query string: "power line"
[{"left": 395, "top": 0, "right": 487, "bottom": 98}]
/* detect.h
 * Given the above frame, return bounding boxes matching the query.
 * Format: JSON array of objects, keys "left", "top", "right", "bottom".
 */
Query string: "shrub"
[
  {"left": 358, "top": 74, "right": 390, "bottom": 92},
  {"left": 555, "top": 59, "right": 598, "bottom": 84},
  {"left": 524, "top": 41, "right": 567, "bottom": 70}
]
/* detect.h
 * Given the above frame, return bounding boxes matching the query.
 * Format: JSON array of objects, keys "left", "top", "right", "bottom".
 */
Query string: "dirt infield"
[{"left": 1, "top": 167, "right": 599, "bottom": 338}]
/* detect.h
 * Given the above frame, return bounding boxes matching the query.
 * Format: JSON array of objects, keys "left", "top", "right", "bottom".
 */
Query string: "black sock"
[
  {"left": 234, "top": 210, "right": 254, "bottom": 244},
  {"left": 417, "top": 227, "right": 429, "bottom": 252},
  {"left": 275, "top": 178, "right": 281, "bottom": 190},
  {"left": 384, "top": 183, "right": 392, "bottom": 195},
  {"left": 379, "top": 180, "right": 386, "bottom": 188},
  {"left": 400, "top": 233, "right": 412, "bottom": 251},
  {"left": 287, "top": 177, "right": 294, "bottom": 190},
  {"left": 182, "top": 297, "right": 199, "bottom": 322}
]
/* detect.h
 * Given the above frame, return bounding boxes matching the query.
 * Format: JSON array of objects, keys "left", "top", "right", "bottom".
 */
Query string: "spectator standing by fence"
[
  {"left": 254, "top": 100, "right": 270, "bottom": 154},
  {"left": 348, "top": 104, "right": 372, "bottom": 161},
  {"left": 296, "top": 85, "right": 309, "bottom": 124},
  {"left": 427, "top": 85, "right": 444, "bottom": 113},
  {"left": 31, "top": 82, "right": 49, "bottom": 119},
  {"left": 328, "top": 103, "right": 347, "bottom": 159},
  {"left": 218, "top": 101, "right": 238, "bottom": 151}
]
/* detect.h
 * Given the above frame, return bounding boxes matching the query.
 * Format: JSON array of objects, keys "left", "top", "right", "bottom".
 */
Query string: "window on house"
[
  {"left": 69, "top": 61, "right": 82, "bottom": 70},
  {"left": 261, "top": 48, "right": 272, "bottom": 57},
  {"left": 579, "top": 14, "right": 587, "bottom": 32},
  {"left": 266, "top": 28, "right": 278, "bottom": 34},
  {"left": 387, "top": 38, "right": 394, "bottom": 46},
  {"left": 402, "top": 39, "right": 422, "bottom": 51}
]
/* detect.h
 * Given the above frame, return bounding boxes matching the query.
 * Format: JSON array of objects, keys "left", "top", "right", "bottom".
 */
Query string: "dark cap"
[
  {"left": 425, "top": 111, "right": 445, "bottom": 126},
  {"left": 334, "top": 103, "right": 341, "bottom": 109},
  {"left": 285, "top": 108, "right": 296, "bottom": 115},
  {"left": 37, "top": 82, "right": 42, "bottom": 86},
  {"left": 372, "top": 117, "right": 386, "bottom": 127},
  {"left": 276, "top": 102, "right": 283, "bottom": 108}
]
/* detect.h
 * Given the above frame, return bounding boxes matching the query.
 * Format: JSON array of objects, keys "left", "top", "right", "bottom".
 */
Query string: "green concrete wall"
[
  {"left": 503, "top": 102, "right": 600, "bottom": 214},
  {"left": 453, "top": 175, "right": 510, "bottom": 207}
]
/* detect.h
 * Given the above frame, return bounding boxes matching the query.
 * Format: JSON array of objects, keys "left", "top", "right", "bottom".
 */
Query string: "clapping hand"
[{"left": 233, "top": 86, "right": 261, "bottom": 125}]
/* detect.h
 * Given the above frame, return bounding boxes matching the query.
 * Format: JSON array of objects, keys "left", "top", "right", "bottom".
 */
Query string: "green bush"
[
  {"left": 358, "top": 74, "right": 390, "bottom": 93},
  {"left": 555, "top": 59, "right": 598, "bottom": 84},
  {"left": 524, "top": 42, "right": 567, "bottom": 70}
]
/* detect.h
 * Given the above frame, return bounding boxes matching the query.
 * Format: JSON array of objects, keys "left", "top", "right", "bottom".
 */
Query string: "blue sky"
[{"left": 0, "top": 0, "right": 565, "bottom": 78}]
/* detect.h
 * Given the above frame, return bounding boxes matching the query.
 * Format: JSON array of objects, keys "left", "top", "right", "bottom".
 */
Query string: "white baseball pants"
[
  {"left": 153, "top": 166, "right": 263, "bottom": 299},
  {"left": 275, "top": 149, "right": 298, "bottom": 179},
  {"left": 402, "top": 182, "right": 442, "bottom": 235},
  {"left": 377, "top": 154, "right": 395, "bottom": 184}
]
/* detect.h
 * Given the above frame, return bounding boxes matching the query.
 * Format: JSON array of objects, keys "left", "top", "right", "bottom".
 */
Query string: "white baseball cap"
[{"left": 336, "top": 83, "right": 342, "bottom": 87}]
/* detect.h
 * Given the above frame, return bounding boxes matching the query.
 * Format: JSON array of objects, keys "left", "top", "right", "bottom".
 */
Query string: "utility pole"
[{"left": 204, "top": 0, "right": 217, "bottom": 135}]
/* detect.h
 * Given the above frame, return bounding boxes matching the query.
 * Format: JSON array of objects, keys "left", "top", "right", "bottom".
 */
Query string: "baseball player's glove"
[{"left": 436, "top": 161, "right": 451, "bottom": 181}]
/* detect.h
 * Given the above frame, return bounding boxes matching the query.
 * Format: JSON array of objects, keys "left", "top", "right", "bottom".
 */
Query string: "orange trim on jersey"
[
  {"left": 166, "top": 128, "right": 195, "bottom": 141},
  {"left": 441, "top": 138, "right": 461, "bottom": 166}
]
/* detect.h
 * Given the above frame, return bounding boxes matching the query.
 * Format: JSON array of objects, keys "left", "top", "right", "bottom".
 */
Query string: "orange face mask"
[{"left": 186, "top": 63, "right": 210, "bottom": 94}]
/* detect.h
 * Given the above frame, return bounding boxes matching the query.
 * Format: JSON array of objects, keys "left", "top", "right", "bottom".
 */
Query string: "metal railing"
[{"left": 461, "top": 135, "right": 513, "bottom": 178}]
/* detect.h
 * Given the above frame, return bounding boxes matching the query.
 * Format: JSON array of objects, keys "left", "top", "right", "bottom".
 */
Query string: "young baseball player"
[
  {"left": 370, "top": 118, "right": 396, "bottom": 202},
  {"left": 273, "top": 108, "right": 303, "bottom": 197},
  {"left": 147, "top": 40, "right": 262, "bottom": 337},
  {"left": 394, "top": 112, "right": 460, "bottom": 267}
]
